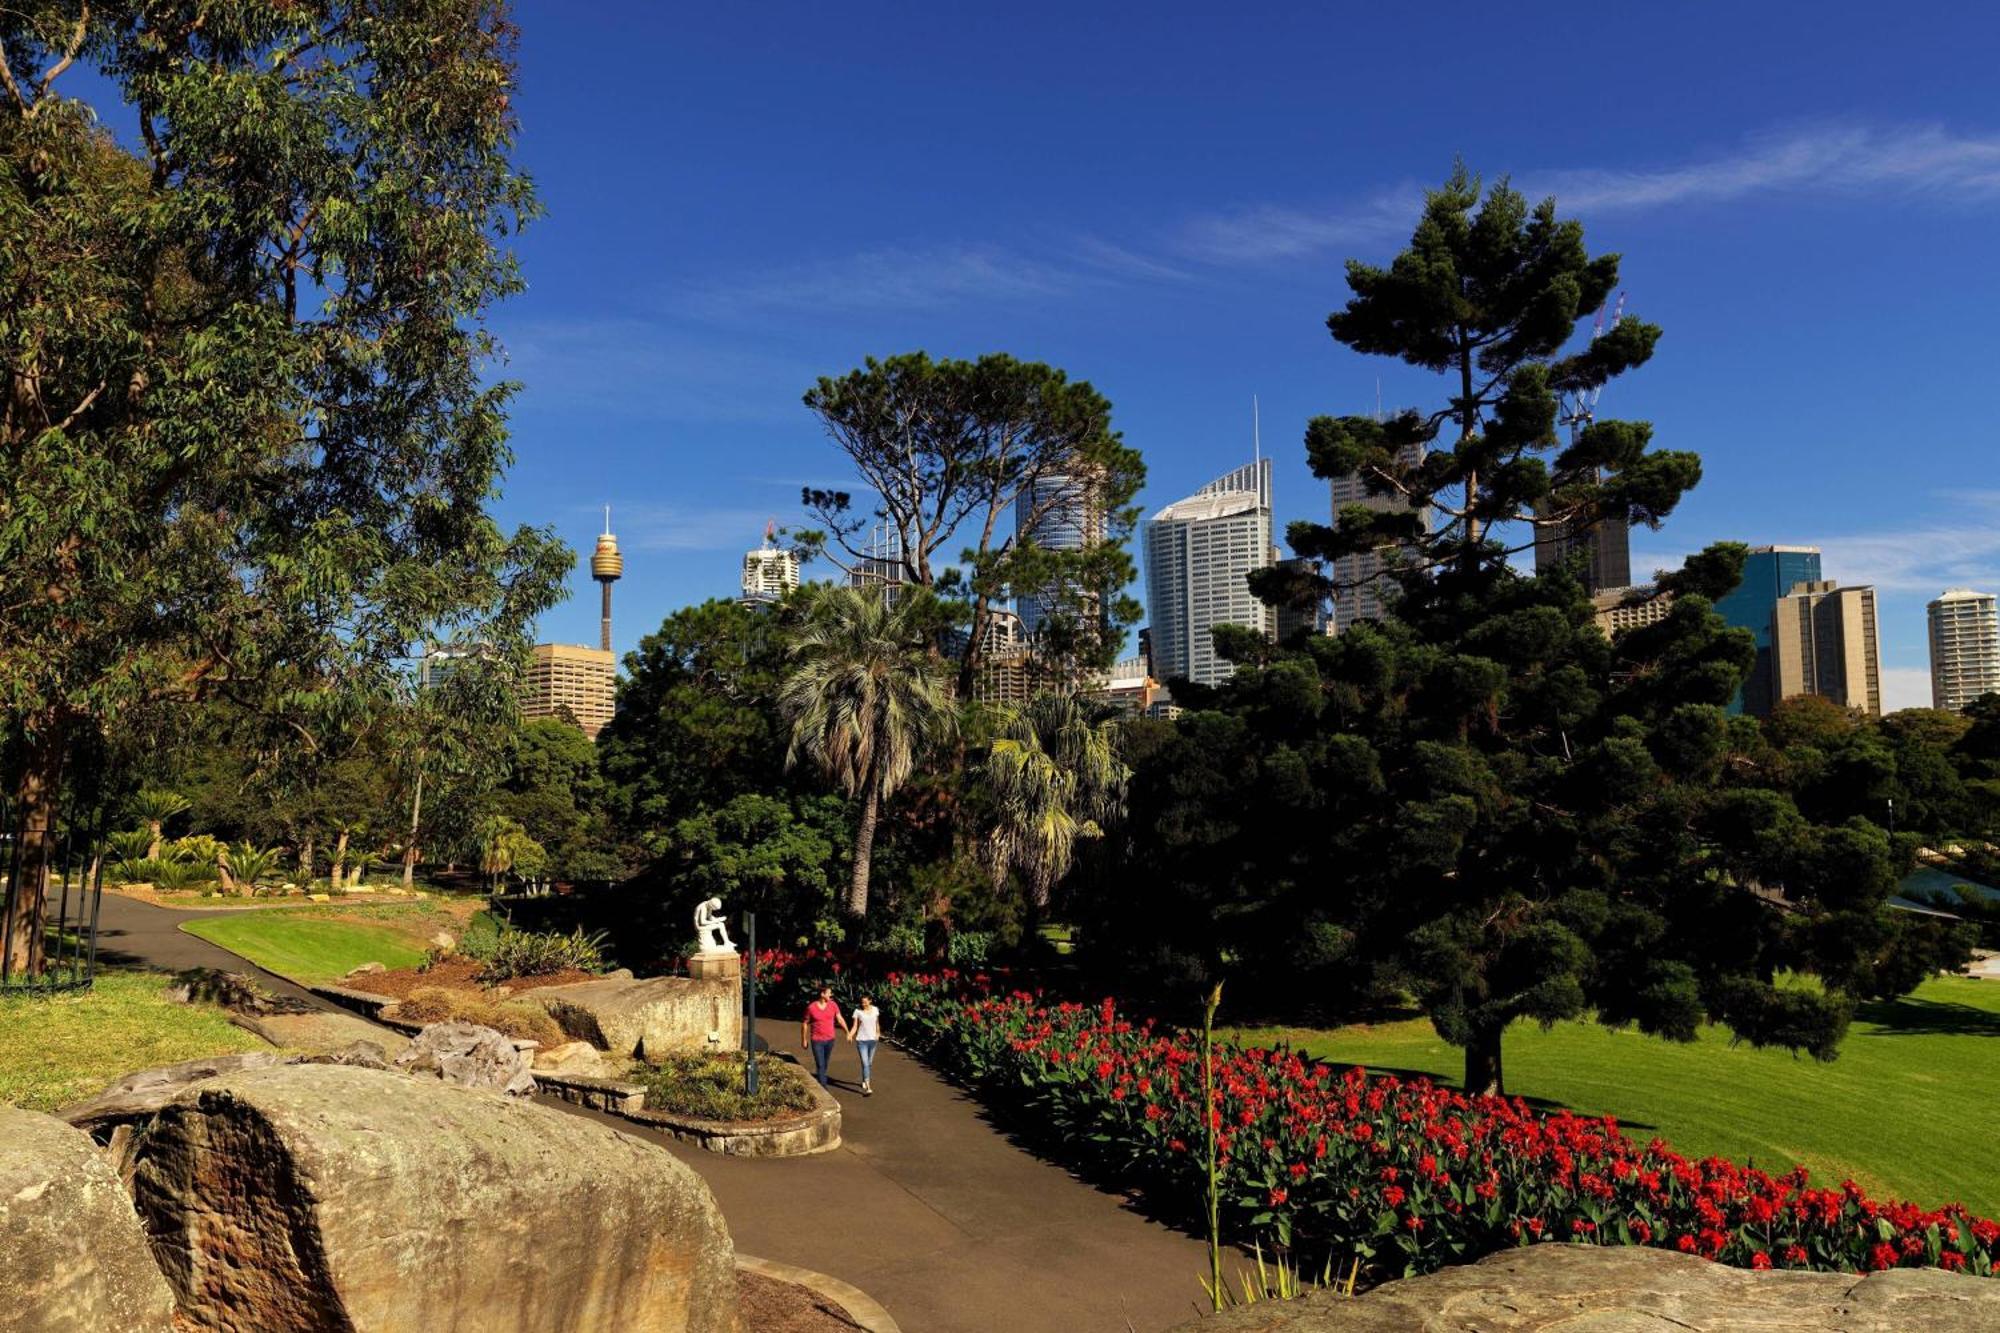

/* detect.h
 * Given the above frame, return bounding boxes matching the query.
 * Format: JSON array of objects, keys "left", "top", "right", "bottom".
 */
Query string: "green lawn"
[
  {"left": 1231, "top": 974, "right": 2000, "bottom": 1217},
  {"left": 181, "top": 909, "right": 434, "bottom": 984},
  {"left": 0, "top": 970, "right": 268, "bottom": 1112}
]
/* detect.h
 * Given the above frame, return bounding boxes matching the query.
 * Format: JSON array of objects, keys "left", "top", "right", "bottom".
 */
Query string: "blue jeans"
[
  {"left": 810, "top": 1038, "right": 835, "bottom": 1086},
  {"left": 856, "top": 1039, "right": 878, "bottom": 1083}
]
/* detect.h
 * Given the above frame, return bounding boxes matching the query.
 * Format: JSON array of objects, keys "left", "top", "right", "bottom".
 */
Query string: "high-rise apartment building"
[
  {"left": 1326, "top": 446, "right": 1430, "bottom": 631},
  {"left": 1014, "top": 472, "right": 1102, "bottom": 639},
  {"left": 1143, "top": 459, "right": 1274, "bottom": 687},
  {"left": 1713, "top": 545, "right": 1823, "bottom": 716},
  {"left": 742, "top": 537, "right": 800, "bottom": 604},
  {"left": 1928, "top": 588, "right": 2000, "bottom": 713},
  {"left": 1771, "top": 580, "right": 1882, "bottom": 716},
  {"left": 522, "top": 643, "right": 617, "bottom": 740}
]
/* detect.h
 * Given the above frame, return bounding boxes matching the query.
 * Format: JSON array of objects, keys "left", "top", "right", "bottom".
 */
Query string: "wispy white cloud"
[
  {"left": 677, "top": 244, "right": 1085, "bottom": 319},
  {"left": 1528, "top": 124, "right": 2000, "bottom": 214},
  {"left": 1632, "top": 494, "right": 2000, "bottom": 596},
  {"left": 503, "top": 317, "right": 813, "bottom": 424},
  {"left": 580, "top": 501, "right": 778, "bottom": 553},
  {"left": 1171, "top": 124, "right": 2000, "bottom": 267},
  {"left": 1167, "top": 192, "right": 1416, "bottom": 265},
  {"left": 674, "top": 122, "right": 2000, "bottom": 314}
]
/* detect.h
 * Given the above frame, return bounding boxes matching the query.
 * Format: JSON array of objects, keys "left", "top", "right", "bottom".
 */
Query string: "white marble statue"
[{"left": 694, "top": 896, "right": 736, "bottom": 955}]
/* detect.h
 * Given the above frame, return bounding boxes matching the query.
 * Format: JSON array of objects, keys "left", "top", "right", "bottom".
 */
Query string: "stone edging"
[
  {"left": 309, "top": 982, "right": 400, "bottom": 1019},
  {"left": 534, "top": 1062, "right": 842, "bottom": 1157},
  {"left": 735, "top": 1253, "right": 901, "bottom": 1333}
]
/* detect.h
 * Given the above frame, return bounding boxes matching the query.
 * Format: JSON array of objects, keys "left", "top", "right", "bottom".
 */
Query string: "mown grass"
[
  {"left": 0, "top": 969, "right": 268, "bottom": 1112},
  {"left": 181, "top": 909, "right": 437, "bottom": 984},
  {"left": 1230, "top": 973, "right": 2000, "bottom": 1216}
]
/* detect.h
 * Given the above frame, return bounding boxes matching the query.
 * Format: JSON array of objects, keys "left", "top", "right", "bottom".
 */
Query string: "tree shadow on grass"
[{"left": 1855, "top": 995, "right": 2000, "bottom": 1038}]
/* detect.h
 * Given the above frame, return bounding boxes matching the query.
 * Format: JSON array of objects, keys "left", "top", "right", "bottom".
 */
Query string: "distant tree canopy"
[{"left": 796, "top": 352, "right": 1146, "bottom": 694}]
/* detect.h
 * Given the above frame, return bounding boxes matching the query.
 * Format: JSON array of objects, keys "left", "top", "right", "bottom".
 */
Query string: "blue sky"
[{"left": 494, "top": 2, "right": 2000, "bottom": 710}]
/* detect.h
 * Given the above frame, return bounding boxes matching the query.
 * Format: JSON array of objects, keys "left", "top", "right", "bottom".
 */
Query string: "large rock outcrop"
[
  {"left": 394, "top": 1019, "right": 536, "bottom": 1095},
  {"left": 531, "top": 975, "right": 741, "bottom": 1063},
  {"left": 0, "top": 1106, "right": 177, "bottom": 1333},
  {"left": 1175, "top": 1243, "right": 2000, "bottom": 1332},
  {"left": 125, "top": 1063, "right": 739, "bottom": 1332}
]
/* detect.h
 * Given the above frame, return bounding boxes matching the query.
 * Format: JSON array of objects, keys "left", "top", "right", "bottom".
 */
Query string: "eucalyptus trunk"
[{"left": 3, "top": 724, "right": 64, "bottom": 978}]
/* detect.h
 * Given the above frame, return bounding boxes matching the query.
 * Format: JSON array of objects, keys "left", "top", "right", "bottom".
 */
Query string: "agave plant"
[{"left": 225, "top": 843, "right": 283, "bottom": 897}]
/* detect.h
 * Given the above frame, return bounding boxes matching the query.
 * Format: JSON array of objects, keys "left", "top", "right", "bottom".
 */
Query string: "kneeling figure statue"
[{"left": 694, "top": 896, "right": 736, "bottom": 955}]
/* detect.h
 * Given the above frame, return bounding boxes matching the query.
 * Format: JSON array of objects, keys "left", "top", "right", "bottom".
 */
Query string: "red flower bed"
[{"left": 864, "top": 969, "right": 1996, "bottom": 1280}]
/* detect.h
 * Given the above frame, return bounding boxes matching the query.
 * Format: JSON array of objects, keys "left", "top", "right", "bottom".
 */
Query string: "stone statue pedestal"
[{"left": 686, "top": 951, "right": 741, "bottom": 983}]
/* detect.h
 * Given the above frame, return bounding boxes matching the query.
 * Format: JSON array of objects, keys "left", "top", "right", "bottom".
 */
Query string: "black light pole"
[
  {"left": 744, "top": 911, "right": 758, "bottom": 1096},
  {"left": 1888, "top": 797, "right": 1896, "bottom": 836}
]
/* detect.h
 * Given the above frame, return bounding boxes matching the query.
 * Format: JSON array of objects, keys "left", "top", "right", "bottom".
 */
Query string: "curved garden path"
[
  {"left": 92, "top": 894, "right": 1217, "bottom": 1331},
  {"left": 547, "top": 1018, "right": 1217, "bottom": 1333},
  {"left": 91, "top": 890, "right": 334, "bottom": 1008}
]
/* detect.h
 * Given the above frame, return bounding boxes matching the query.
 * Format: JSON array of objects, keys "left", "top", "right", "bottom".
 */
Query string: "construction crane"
[{"left": 1561, "top": 290, "right": 1627, "bottom": 444}]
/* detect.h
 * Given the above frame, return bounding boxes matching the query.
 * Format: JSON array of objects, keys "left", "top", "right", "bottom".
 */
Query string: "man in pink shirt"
[{"left": 801, "top": 985, "right": 847, "bottom": 1088}]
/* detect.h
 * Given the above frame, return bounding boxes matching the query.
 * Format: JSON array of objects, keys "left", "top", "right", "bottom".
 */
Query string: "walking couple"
[{"left": 801, "top": 985, "right": 881, "bottom": 1095}]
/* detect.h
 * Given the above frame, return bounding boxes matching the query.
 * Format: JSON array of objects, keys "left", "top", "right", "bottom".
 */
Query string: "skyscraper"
[
  {"left": 742, "top": 523, "right": 800, "bottom": 604},
  {"left": 1771, "top": 580, "right": 1882, "bottom": 716},
  {"left": 1532, "top": 509, "right": 1631, "bottom": 594},
  {"left": 1713, "top": 545, "right": 1823, "bottom": 716},
  {"left": 1928, "top": 589, "right": 2000, "bottom": 713},
  {"left": 1014, "top": 472, "right": 1102, "bottom": 638},
  {"left": 1326, "top": 446, "right": 1430, "bottom": 631},
  {"left": 1272, "top": 555, "right": 1329, "bottom": 641},
  {"left": 1143, "top": 459, "right": 1273, "bottom": 687}
]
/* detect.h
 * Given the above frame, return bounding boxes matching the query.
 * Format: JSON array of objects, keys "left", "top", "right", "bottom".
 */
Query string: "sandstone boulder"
[
  {"left": 0, "top": 1106, "right": 176, "bottom": 1333},
  {"left": 126, "top": 1064, "right": 738, "bottom": 1332},
  {"left": 1174, "top": 1244, "right": 2000, "bottom": 1332},
  {"left": 532, "top": 975, "right": 741, "bottom": 1063},
  {"left": 394, "top": 1020, "right": 535, "bottom": 1095},
  {"left": 58, "top": 1051, "right": 290, "bottom": 1133},
  {"left": 534, "top": 1040, "right": 613, "bottom": 1078},
  {"left": 344, "top": 961, "right": 387, "bottom": 977}
]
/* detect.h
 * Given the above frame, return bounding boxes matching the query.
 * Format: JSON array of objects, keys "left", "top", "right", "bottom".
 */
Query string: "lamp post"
[{"left": 743, "top": 911, "right": 758, "bottom": 1096}]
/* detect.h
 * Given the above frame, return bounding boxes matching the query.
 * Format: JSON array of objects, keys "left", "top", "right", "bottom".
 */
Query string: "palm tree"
[
  {"left": 982, "top": 693, "right": 1129, "bottom": 908},
  {"left": 779, "top": 586, "right": 957, "bottom": 917},
  {"left": 131, "top": 789, "right": 191, "bottom": 859}
]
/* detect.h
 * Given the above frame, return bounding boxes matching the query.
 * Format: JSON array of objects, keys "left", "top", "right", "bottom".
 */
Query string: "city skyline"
[{"left": 491, "top": 7, "right": 2000, "bottom": 711}]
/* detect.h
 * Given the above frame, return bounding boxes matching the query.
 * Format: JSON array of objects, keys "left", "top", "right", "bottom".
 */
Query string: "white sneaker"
[{"left": 863, "top": 1080, "right": 872, "bottom": 1095}]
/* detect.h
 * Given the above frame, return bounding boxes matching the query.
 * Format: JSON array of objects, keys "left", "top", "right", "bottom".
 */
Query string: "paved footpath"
[
  {"left": 91, "top": 890, "right": 333, "bottom": 1008},
  {"left": 547, "top": 1017, "right": 1218, "bottom": 1333},
  {"left": 93, "top": 897, "right": 1217, "bottom": 1332}
]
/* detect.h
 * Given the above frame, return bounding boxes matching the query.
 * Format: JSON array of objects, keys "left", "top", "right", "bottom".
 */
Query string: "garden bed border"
[{"left": 533, "top": 1061, "right": 841, "bottom": 1157}]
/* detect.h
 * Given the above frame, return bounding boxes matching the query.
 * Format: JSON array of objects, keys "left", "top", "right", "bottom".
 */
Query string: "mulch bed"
[
  {"left": 737, "top": 1270, "right": 866, "bottom": 1331},
  {"left": 341, "top": 956, "right": 597, "bottom": 1001}
]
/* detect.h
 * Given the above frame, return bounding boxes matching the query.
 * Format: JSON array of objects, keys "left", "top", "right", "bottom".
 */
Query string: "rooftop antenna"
[
  {"left": 603, "top": 504, "right": 612, "bottom": 536},
  {"left": 1375, "top": 378, "right": 1383, "bottom": 423},
  {"left": 1253, "top": 394, "right": 1261, "bottom": 465}
]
